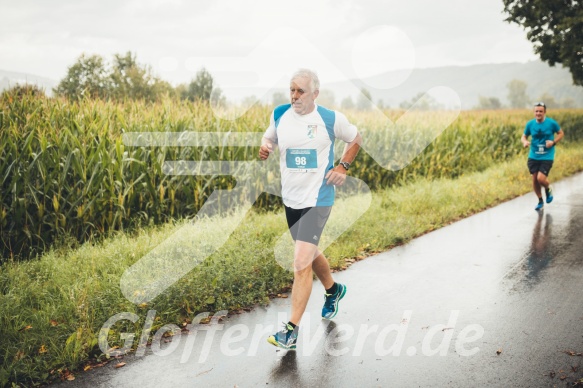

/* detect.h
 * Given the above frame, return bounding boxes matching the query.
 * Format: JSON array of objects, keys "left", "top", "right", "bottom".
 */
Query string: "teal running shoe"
[
  {"left": 535, "top": 201, "right": 544, "bottom": 211},
  {"left": 322, "top": 283, "right": 347, "bottom": 320},
  {"left": 267, "top": 323, "right": 298, "bottom": 350},
  {"left": 545, "top": 186, "right": 553, "bottom": 204}
]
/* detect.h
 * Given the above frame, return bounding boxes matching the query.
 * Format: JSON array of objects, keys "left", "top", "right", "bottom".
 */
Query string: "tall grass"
[{"left": 1, "top": 93, "right": 252, "bottom": 260}]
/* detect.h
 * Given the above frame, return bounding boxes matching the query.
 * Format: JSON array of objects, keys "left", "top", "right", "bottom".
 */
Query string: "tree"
[
  {"left": 175, "top": 83, "right": 188, "bottom": 99},
  {"left": 109, "top": 52, "right": 140, "bottom": 99},
  {"left": 476, "top": 96, "right": 502, "bottom": 110},
  {"left": 503, "top": 0, "right": 583, "bottom": 86},
  {"left": 536, "top": 92, "right": 557, "bottom": 108},
  {"left": 316, "top": 89, "right": 336, "bottom": 108},
  {"left": 55, "top": 52, "right": 173, "bottom": 101},
  {"left": 341, "top": 96, "right": 355, "bottom": 110},
  {"left": 356, "top": 87, "right": 373, "bottom": 111},
  {"left": 399, "top": 92, "right": 443, "bottom": 111},
  {"left": 150, "top": 79, "right": 175, "bottom": 100},
  {"left": 559, "top": 98, "right": 575, "bottom": 109},
  {"left": 507, "top": 79, "right": 529, "bottom": 108},
  {"left": 210, "top": 87, "right": 227, "bottom": 108},
  {"left": 54, "top": 54, "right": 109, "bottom": 100},
  {"left": 4, "top": 84, "right": 45, "bottom": 99},
  {"left": 109, "top": 51, "right": 171, "bottom": 101},
  {"left": 185, "top": 68, "right": 214, "bottom": 102}
]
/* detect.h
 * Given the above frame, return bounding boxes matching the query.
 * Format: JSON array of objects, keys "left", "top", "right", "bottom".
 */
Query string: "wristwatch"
[{"left": 339, "top": 161, "right": 351, "bottom": 171}]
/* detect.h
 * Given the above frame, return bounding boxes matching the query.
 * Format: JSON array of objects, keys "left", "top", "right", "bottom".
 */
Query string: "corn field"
[{"left": 1, "top": 89, "right": 582, "bottom": 261}]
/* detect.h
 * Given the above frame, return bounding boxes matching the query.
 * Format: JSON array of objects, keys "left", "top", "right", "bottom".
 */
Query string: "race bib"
[{"left": 286, "top": 148, "right": 317, "bottom": 172}]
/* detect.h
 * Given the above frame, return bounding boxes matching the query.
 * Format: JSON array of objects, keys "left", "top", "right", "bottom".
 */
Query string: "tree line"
[
  {"left": 5, "top": 50, "right": 577, "bottom": 112},
  {"left": 52, "top": 51, "right": 223, "bottom": 104},
  {"left": 475, "top": 79, "right": 577, "bottom": 110}
]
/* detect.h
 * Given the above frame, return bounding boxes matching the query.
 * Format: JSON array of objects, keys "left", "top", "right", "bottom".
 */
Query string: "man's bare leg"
[
  {"left": 537, "top": 172, "right": 550, "bottom": 191},
  {"left": 312, "top": 250, "right": 334, "bottom": 290},
  {"left": 289, "top": 241, "right": 319, "bottom": 325},
  {"left": 532, "top": 173, "right": 542, "bottom": 198}
]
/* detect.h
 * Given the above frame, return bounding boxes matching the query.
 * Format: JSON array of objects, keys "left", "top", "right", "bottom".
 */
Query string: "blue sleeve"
[{"left": 524, "top": 122, "right": 531, "bottom": 136}]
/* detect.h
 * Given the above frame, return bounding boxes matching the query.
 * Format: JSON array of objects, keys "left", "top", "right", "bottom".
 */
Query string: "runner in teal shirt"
[
  {"left": 521, "top": 102, "right": 564, "bottom": 211},
  {"left": 524, "top": 115, "right": 560, "bottom": 160}
]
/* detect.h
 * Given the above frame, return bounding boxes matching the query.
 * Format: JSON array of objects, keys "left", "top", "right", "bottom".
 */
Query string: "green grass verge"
[{"left": 1, "top": 144, "right": 583, "bottom": 386}]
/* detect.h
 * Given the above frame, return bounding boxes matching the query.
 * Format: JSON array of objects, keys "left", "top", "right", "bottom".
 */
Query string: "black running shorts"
[
  {"left": 527, "top": 158, "right": 553, "bottom": 176},
  {"left": 284, "top": 206, "right": 332, "bottom": 245}
]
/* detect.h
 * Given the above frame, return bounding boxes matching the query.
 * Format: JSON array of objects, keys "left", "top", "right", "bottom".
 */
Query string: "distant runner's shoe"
[
  {"left": 322, "top": 283, "right": 347, "bottom": 320},
  {"left": 545, "top": 186, "right": 553, "bottom": 203},
  {"left": 535, "top": 201, "right": 544, "bottom": 211},
  {"left": 267, "top": 323, "right": 298, "bottom": 350}
]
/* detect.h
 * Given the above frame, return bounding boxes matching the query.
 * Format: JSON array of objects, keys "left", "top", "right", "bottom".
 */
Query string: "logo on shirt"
[{"left": 307, "top": 125, "right": 318, "bottom": 139}]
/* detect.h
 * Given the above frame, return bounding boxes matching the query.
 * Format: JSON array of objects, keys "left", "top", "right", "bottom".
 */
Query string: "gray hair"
[{"left": 291, "top": 68, "right": 320, "bottom": 92}]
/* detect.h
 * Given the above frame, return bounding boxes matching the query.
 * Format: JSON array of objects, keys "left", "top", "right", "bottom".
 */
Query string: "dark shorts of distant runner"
[
  {"left": 285, "top": 206, "right": 332, "bottom": 245},
  {"left": 527, "top": 158, "right": 553, "bottom": 176}
]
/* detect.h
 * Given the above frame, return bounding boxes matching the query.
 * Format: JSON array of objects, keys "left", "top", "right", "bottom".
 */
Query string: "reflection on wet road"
[
  {"left": 506, "top": 212, "right": 554, "bottom": 290},
  {"left": 526, "top": 212, "right": 553, "bottom": 282}
]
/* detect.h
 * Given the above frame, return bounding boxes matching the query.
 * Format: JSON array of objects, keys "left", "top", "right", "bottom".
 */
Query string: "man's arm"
[
  {"left": 325, "top": 132, "right": 362, "bottom": 186},
  {"left": 546, "top": 128, "right": 564, "bottom": 148},
  {"left": 259, "top": 137, "right": 276, "bottom": 160},
  {"left": 521, "top": 133, "right": 530, "bottom": 148}
]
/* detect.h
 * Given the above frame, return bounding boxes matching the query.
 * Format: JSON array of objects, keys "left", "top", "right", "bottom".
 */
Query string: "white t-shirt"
[{"left": 263, "top": 104, "right": 358, "bottom": 209}]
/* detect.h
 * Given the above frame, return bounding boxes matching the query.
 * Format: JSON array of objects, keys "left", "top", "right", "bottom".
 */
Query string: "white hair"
[{"left": 291, "top": 68, "right": 320, "bottom": 92}]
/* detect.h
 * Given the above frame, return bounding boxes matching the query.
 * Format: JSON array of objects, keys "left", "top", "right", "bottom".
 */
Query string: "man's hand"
[
  {"left": 325, "top": 166, "right": 347, "bottom": 186},
  {"left": 259, "top": 143, "right": 273, "bottom": 160},
  {"left": 545, "top": 140, "right": 555, "bottom": 148},
  {"left": 521, "top": 134, "right": 530, "bottom": 148}
]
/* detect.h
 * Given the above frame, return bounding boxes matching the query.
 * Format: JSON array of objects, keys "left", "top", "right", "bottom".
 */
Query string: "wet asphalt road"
[{"left": 57, "top": 173, "right": 583, "bottom": 387}]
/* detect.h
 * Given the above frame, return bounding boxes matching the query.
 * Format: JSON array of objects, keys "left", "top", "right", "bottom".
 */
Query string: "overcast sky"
[{"left": 0, "top": 0, "right": 538, "bottom": 92}]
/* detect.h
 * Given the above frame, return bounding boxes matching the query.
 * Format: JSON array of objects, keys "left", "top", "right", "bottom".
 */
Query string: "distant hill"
[
  {"left": 0, "top": 70, "right": 57, "bottom": 96},
  {"left": 328, "top": 61, "right": 583, "bottom": 110}
]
